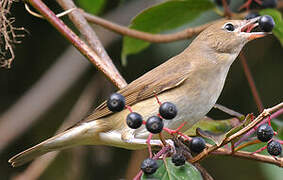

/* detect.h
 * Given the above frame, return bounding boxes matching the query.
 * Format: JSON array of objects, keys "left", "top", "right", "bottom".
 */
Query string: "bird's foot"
[{"left": 239, "top": 0, "right": 262, "bottom": 11}]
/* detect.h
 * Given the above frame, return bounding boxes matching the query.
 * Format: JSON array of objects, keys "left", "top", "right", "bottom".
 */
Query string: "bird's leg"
[{"left": 239, "top": 0, "right": 262, "bottom": 10}]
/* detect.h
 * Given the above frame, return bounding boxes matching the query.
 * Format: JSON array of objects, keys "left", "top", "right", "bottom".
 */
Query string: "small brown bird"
[{"left": 9, "top": 17, "right": 267, "bottom": 167}]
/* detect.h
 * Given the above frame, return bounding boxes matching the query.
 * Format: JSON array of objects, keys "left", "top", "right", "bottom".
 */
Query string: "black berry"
[
  {"left": 259, "top": 15, "right": 275, "bottom": 32},
  {"left": 159, "top": 102, "right": 177, "bottom": 120},
  {"left": 172, "top": 153, "right": 186, "bottom": 166},
  {"left": 107, "top": 93, "right": 125, "bottom": 112},
  {"left": 141, "top": 158, "right": 158, "bottom": 175},
  {"left": 214, "top": 0, "right": 231, "bottom": 6},
  {"left": 189, "top": 137, "right": 206, "bottom": 153},
  {"left": 262, "top": 0, "right": 277, "bottom": 8},
  {"left": 256, "top": 124, "right": 274, "bottom": 142},
  {"left": 245, "top": 12, "right": 260, "bottom": 20},
  {"left": 146, "top": 116, "right": 164, "bottom": 134},
  {"left": 267, "top": 140, "right": 282, "bottom": 156},
  {"left": 126, "top": 112, "right": 143, "bottom": 129}
]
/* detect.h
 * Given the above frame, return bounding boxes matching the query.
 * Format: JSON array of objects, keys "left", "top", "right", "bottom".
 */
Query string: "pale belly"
[{"left": 133, "top": 72, "right": 226, "bottom": 139}]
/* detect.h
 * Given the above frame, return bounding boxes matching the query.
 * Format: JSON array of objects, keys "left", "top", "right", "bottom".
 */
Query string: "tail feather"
[{"left": 9, "top": 120, "right": 103, "bottom": 167}]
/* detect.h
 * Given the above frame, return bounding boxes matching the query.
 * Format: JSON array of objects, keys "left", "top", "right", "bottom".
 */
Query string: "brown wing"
[{"left": 83, "top": 54, "right": 191, "bottom": 122}]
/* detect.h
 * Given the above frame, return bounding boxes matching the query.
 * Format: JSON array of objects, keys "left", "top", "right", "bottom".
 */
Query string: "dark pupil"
[{"left": 225, "top": 23, "right": 234, "bottom": 31}]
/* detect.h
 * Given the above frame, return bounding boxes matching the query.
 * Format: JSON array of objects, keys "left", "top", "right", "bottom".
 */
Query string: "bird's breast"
[{"left": 134, "top": 64, "right": 230, "bottom": 139}]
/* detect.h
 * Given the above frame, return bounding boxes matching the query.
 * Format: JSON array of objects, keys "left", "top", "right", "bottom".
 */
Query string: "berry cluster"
[
  {"left": 256, "top": 123, "right": 282, "bottom": 156},
  {"left": 107, "top": 93, "right": 178, "bottom": 134},
  {"left": 107, "top": 93, "right": 207, "bottom": 175}
]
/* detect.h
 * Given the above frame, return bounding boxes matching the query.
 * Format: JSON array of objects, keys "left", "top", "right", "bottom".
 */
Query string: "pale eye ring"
[{"left": 224, "top": 23, "right": 234, "bottom": 31}]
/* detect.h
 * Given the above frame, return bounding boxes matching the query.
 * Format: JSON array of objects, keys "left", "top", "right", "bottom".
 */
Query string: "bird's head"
[{"left": 193, "top": 17, "right": 268, "bottom": 55}]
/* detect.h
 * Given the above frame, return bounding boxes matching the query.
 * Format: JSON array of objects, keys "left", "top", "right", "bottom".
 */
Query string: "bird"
[{"left": 9, "top": 17, "right": 267, "bottom": 167}]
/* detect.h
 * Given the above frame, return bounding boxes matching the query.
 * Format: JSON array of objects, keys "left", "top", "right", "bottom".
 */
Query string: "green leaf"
[
  {"left": 184, "top": 116, "right": 239, "bottom": 136},
  {"left": 121, "top": 0, "right": 215, "bottom": 64},
  {"left": 194, "top": 114, "right": 253, "bottom": 146},
  {"left": 77, "top": 0, "right": 106, "bottom": 15},
  {"left": 260, "top": 9, "right": 283, "bottom": 46},
  {"left": 141, "top": 158, "right": 203, "bottom": 180}
]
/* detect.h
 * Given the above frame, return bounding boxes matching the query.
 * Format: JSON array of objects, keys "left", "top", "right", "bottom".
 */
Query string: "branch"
[
  {"left": 214, "top": 104, "right": 244, "bottom": 118},
  {"left": 26, "top": 0, "right": 126, "bottom": 89},
  {"left": 212, "top": 146, "right": 283, "bottom": 167},
  {"left": 56, "top": 0, "right": 127, "bottom": 88},
  {"left": 81, "top": 9, "right": 248, "bottom": 43},
  {"left": 190, "top": 102, "right": 283, "bottom": 164},
  {"left": 239, "top": 52, "right": 264, "bottom": 112},
  {"left": 235, "top": 105, "right": 283, "bottom": 147},
  {"left": 81, "top": 9, "right": 217, "bottom": 43}
]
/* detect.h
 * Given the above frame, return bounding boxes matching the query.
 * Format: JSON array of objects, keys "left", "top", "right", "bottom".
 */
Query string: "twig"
[
  {"left": 239, "top": 52, "right": 264, "bottom": 112},
  {"left": 56, "top": 0, "right": 127, "bottom": 88},
  {"left": 212, "top": 146, "right": 283, "bottom": 167},
  {"left": 235, "top": 106, "right": 283, "bottom": 147},
  {"left": 190, "top": 102, "right": 283, "bottom": 164},
  {"left": 214, "top": 104, "right": 244, "bottom": 119},
  {"left": 81, "top": 9, "right": 213, "bottom": 43},
  {"left": 221, "top": 0, "right": 232, "bottom": 18},
  {"left": 26, "top": 0, "right": 125, "bottom": 89}
]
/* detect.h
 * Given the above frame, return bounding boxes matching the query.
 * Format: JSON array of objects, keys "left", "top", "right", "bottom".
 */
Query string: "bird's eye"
[{"left": 224, "top": 23, "right": 234, "bottom": 31}]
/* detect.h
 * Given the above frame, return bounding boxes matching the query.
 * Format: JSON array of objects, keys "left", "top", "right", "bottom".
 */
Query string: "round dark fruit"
[
  {"left": 256, "top": 124, "right": 274, "bottom": 142},
  {"left": 159, "top": 102, "right": 178, "bottom": 120},
  {"left": 141, "top": 158, "right": 158, "bottom": 175},
  {"left": 126, "top": 112, "right": 143, "bottom": 129},
  {"left": 245, "top": 12, "right": 260, "bottom": 20},
  {"left": 107, "top": 93, "right": 125, "bottom": 112},
  {"left": 189, "top": 137, "right": 206, "bottom": 153},
  {"left": 262, "top": 0, "right": 277, "bottom": 8},
  {"left": 146, "top": 116, "right": 164, "bottom": 134},
  {"left": 267, "top": 140, "right": 282, "bottom": 156},
  {"left": 172, "top": 153, "right": 186, "bottom": 166},
  {"left": 214, "top": 0, "right": 231, "bottom": 6},
  {"left": 259, "top": 15, "right": 275, "bottom": 32}
]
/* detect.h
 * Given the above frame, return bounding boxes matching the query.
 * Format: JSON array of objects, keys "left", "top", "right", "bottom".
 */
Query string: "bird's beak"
[{"left": 237, "top": 17, "right": 270, "bottom": 41}]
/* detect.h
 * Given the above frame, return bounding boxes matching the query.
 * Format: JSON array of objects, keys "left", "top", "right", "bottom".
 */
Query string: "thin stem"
[
  {"left": 81, "top": 9, "right": 213, "bottom": 43},
  {"left": 190, "top": 102, "right": 283, "bottom": 163},
  {"left": 212, "top": 146, "right": 283, "bottom": 167},
  {"left": 239, "top": 52, "right": 264, "bottom": 112},
  {"left": 27, "top": 0, "right": 126, "bottom": 88},
  {"left": 221, "top": 0, "right": 232, "bottom": 18},
  {"left": 56, "top": 0, "right": 127, "bottom": 88},
  {"left": 235, "top": 107, "right": 283, "bottom": 147},
  {"left": 214, "top": 104, "right": 244, "bottom": 119}
]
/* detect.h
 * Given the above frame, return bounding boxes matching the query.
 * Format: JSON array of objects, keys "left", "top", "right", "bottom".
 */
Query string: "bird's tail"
[{"left": 9, "top": 120, "right": 106, "bottom": 167}]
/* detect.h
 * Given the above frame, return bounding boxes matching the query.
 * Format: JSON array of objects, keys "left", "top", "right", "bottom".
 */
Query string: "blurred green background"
[{"left": 0, "top": 0, "right": 282, "bottom": 179}]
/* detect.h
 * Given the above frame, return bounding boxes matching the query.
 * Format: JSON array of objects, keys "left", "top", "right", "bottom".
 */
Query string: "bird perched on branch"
[{"left": 9, "top": 17, "right": 269, "bottom": 167}]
